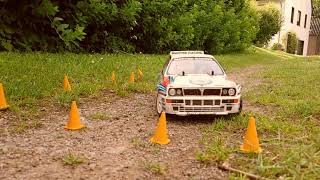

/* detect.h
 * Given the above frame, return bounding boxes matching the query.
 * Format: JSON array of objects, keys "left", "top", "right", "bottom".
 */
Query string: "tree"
[
  {"left": 0, "top": 0, "right": 260, "bottom": 54},
  {"left": 254, "top": 5, "right": 282, "bottom": 47}
]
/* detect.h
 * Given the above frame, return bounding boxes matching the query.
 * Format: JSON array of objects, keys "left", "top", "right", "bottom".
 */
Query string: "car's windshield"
[{"left": 166, "top": 57, "right": 224, "bottom": 75}]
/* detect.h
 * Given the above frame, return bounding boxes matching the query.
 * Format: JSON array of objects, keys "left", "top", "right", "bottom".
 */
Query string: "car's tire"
[
  {"left": 239, "top": 98, "right": 243, "bottom": 113},
  {"left": 156, "top": 94, "right": 163, "bottom": 116}
]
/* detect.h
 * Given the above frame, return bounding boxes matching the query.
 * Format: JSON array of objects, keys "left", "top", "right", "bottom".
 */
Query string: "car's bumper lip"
[
  {"left": 172, "top": 112, "right": 229, "bottom": 116},
  {"left": 160, "top": 95, "right": 241, "bottom": 116}
]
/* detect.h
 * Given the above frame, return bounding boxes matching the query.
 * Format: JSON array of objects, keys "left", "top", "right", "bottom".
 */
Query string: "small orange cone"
[
  {"left": 111, "top": 71, "right": 116, "bottom": 83},
  {"left": 150, "top": 112, "right": 170, "bottom": 145},
  {"left": 240, "top": 116, "right": 262, "bottom": 153},
  {"left": 0, "top": 83, "right": 9, "bottom": 110},
  {"left": 65, "top": 101, "right": 85, "bottom": 130},
  {"left": 129, "top": 72, "right": 135, "bottom": 83},
  {"left": 63, "top": 75, "right": 71, "bottom": 91},
  {"left": 138, "top": 68, "right": 144, "bottom": 79}
]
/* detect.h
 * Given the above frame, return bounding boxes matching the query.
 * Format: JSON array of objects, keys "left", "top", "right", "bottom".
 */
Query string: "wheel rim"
[{"left": 156, "top": 96, "right": 162, "bottom": 114}]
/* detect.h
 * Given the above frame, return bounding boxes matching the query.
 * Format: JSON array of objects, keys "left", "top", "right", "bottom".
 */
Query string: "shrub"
[
  {"left": 271, "top": 43, "right": 283, "bottom": 51},
  {"left": 286, "top": 32, "right": 297, "bottom": 54},
  {"left": 254, "top": 5, "right": 282, "bottom": 47}
]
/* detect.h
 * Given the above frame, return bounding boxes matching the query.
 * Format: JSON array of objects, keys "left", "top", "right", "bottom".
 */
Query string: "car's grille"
[
  {"left": 192, "top": 100, "right": 202, "bottom": 105},
  {"left": 183, "top": 100, "right": 221, "bottom": 106},
  {"left": 184, "top": 89, "right": 201, "bottom": 96},
  {"left": 203, "top": 89, "right": 221, "bottom": 96},
  {"left": 203, "top": 100, "right": 221, "bottom": 106},
  {"left": 179, "top": 106, "right": 224, "bottom": 112},
  {"left": 183, "top": 89, "right": 221, "bottom": 96}
]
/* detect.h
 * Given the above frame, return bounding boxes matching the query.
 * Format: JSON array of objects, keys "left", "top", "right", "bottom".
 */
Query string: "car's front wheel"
[{"left": 156, "top": 94, "right": 163, "bottom": 115}]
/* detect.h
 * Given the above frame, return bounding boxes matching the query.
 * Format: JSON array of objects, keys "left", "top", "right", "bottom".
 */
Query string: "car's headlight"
[
  {"left": 168, "top": 88, "right": 183, "bottom": 96},
  {"left": 169, "top": 88, "right": 176, "bottom": 96},
  {"left": 228, "top": 88, "right": 236, "bottom": 96},
  {"left": 222, "top": 88, "right": 236, "bottom": 96}
]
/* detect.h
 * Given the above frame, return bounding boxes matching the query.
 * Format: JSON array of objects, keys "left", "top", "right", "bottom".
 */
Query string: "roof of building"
[{"left": 310, "top": 6, "right": 320, "bottom": 35}]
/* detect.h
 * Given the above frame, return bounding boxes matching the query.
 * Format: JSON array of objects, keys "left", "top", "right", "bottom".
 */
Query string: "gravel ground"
[{"left": 0, "top": 66, "right": 265, "bottom": 180}]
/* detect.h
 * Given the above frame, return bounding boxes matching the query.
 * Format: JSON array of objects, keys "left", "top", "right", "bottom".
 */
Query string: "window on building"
[
  {"left": 291, "top": 7, "right": 295, "bottom": 23},
  {"left": 297, "top": 10, "right": 301, "bottom": 26},
  {"left": 304, "top": 14, "right": 307, "bottom": 28}
]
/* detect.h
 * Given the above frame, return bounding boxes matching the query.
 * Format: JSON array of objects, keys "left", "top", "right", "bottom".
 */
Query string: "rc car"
[{"left": 156, "top": 51, "right": 242, "bottom": 116}]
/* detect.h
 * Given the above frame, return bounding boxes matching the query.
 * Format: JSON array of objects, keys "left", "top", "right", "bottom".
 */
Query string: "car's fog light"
[
  {"left": 166, "top": 99, "right": 172, "bottom": 103},
  {"left": 176, "top": 89, "right": 182, "bottom": 95},
  {"left": 222, "top": 89, "right": 228, "bottom": 95}
]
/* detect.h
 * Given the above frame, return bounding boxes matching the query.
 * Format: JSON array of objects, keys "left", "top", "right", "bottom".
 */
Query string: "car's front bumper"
[{"left": 161, "top": 95, "right": 241, "bottom": 116}]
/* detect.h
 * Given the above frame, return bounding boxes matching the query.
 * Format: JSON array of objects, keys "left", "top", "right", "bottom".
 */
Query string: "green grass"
[
  {"left": 1, "top": 48, "right": 319, "bottom": 178},
  {"left": 198, "top": 56, "right": 320, "bottom": 179},
  {"left": 0, "top": 49, "right": 275, "bottom": 109}
]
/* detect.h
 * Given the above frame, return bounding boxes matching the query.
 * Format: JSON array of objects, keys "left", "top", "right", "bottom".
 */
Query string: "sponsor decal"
[{"left": 157, "top": 76, "right": 175, "bottom": 95}]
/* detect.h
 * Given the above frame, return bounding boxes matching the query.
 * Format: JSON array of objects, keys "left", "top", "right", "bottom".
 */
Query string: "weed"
[
  {"left": 62, "top": 153, "right": 86, "bottom": 166},
  {"left": 131, "top": 137, "right": 148, "bottom": 148},
  {"left": 196, "top": 138, "right": 234, "bottom": 163},
  {"left": 10, "top": 119, "right": 43, "bottom": 134},
  {"left": 143, "top": 161, "right": 167, "bottom": 175}
]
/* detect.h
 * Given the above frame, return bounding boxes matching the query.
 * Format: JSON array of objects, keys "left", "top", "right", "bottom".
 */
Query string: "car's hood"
[{"left": 169, "top": 74, "right": 236, "bottom": 88}]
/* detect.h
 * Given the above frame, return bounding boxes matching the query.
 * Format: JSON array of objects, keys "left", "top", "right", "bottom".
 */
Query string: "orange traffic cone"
[
  {"left": 129, "top": 72, "right": 135, "bottom": 83},
  {"left": 111, "top": 71, "right": 116, "bottom": 83},
  {"left": 0, "top": 83, "right": 9, "bottom": 110},
  {"left": 150, "top": 112, "right": 170, "bottom": 145},
  {"left": 65, "top": 101, "right": 85, "bottom": 130},
  {"left": 63, "top": 75, "right": 71, "bottom": 91},
  {"left": 240, "top": 116, "right": 262, "bottom": 153},
  {"left": 138, "top": 68, "right": 144, "bottom": 79}
]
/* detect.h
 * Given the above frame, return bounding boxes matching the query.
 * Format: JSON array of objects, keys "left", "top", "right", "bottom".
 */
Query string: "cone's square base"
[
  {"left": 240, "top": 145, "right": 262, "bottom": 153},
  {"left": 149, "top": 137, "right": 170, "bottom": 145},
  {"left": 65, "top": 125, "right": 86, "bottom": 130},
  {"left": 0, "top": 105, "right": 9, "bottom": 111}
]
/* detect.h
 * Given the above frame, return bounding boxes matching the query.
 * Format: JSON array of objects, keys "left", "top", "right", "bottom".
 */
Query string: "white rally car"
[{"left": 156, "top": 51, "right": 242, "bottom": 116}]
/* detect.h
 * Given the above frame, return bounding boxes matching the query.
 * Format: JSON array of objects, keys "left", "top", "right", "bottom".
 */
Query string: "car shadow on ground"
[{"left": 166, "top": 114, "right": 233, "bottom": 125}]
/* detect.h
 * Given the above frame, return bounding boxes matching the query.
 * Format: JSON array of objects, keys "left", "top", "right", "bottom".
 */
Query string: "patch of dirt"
[
  {"left": 0, "top": 92, "right": 226, "bottom": 180},
  {"left": 0, "top": 65, "right": 270, "bottom": 180}
]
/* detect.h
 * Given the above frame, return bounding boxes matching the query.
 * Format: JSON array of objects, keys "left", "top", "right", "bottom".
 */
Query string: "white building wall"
[{"left": 269, "top": 0, "right": 312, "bottom": 56}]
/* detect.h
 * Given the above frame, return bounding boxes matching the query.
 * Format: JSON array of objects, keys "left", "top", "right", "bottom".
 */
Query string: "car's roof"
[{"left": 170, "top": 51, "right": 214, "bottom": 59}]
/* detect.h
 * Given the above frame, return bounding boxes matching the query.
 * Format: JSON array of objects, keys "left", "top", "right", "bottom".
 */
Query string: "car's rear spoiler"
[{"left": 170, "top": 51, "right": 204, "bottom": 55}]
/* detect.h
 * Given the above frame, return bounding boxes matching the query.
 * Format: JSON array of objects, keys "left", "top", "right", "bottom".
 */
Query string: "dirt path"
[{"left": 0, "top": 65, "right": 266, "bottom": 180}]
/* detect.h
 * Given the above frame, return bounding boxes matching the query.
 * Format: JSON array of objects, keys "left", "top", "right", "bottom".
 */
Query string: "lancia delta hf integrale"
[{"left": 156, "top": 51, "right": 242, "bottom": 116}]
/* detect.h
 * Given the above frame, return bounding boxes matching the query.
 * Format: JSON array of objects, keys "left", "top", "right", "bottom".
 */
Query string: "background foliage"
[
  {"left": 254, "top": 4, "right": 282, "bottom": 47},
  {"left": 0, "top": 0, "right": 277, "bottom": 54}
]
